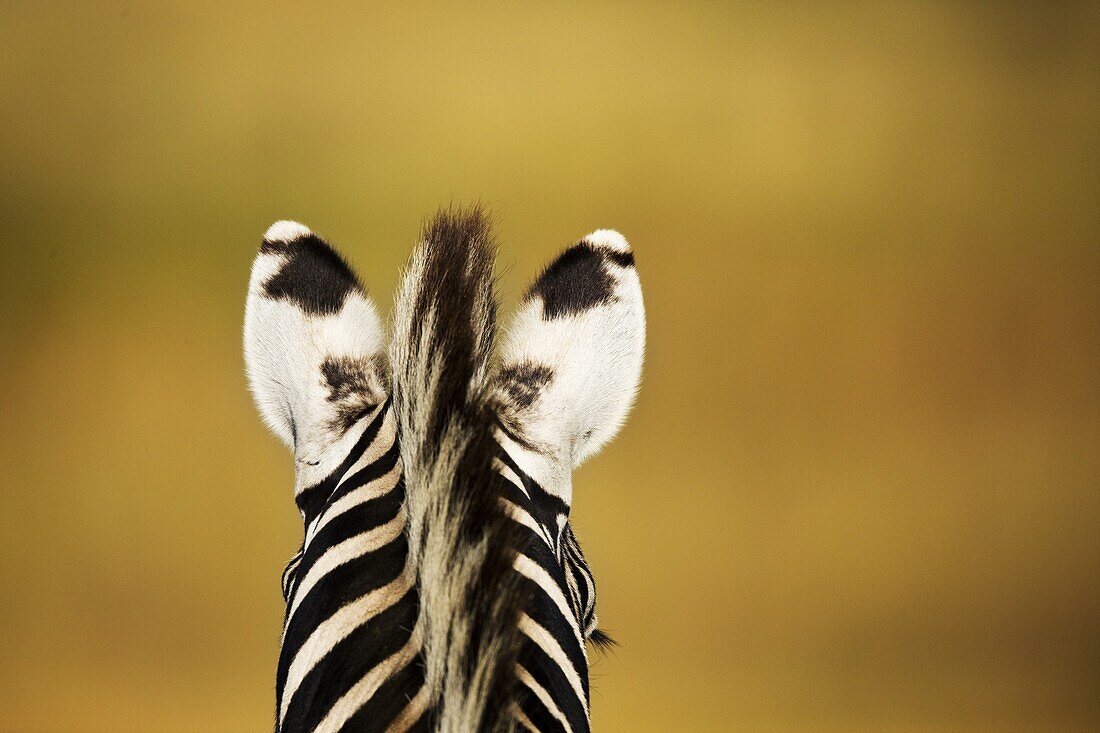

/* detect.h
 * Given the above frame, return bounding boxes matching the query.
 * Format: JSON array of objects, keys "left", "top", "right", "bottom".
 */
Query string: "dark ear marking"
[
  {"left": 605, "top": 249, "right": 635, "bottom": 268},
  {"left": 529, "top": 242, "right": 633, "bottom": 320},
  {"left": 498, "top": 362, "right": 554, "bottom": 409},
  {"left": 261, "top": 232, "right": 363, "bottom": 315},
  {"left": 320, "top": 354, "right": 388, "bottom": 433}
]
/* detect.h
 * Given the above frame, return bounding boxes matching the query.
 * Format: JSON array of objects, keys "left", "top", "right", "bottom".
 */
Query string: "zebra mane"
[{"left": 390, "top": 206, "right": 527, "bottom": 732}]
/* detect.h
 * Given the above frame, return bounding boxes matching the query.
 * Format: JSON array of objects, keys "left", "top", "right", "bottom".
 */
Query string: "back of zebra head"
[{"left": 244, "top": 208, "right": 646, "bottom": 732}]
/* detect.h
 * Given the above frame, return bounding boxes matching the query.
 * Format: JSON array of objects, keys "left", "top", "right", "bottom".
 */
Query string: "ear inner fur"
[
  {"left": 243, "top": 221, "right": 388, "bottom": 484},
  {"left": 494, "top": 229, "right": 646, "bottom": 481}
]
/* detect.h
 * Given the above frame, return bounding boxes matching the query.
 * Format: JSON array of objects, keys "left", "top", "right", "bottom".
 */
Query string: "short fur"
[
  {"left": 493, "top": 228, "right": 645, "bottom": 499},
  {"left": 244, "top": 221, "right": 389, "bottom": 493},
  {"left": 244, "top": 208, "right": 647, "bottom": 733}
]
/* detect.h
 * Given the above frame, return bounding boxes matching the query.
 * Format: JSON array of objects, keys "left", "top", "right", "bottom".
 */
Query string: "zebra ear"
[
  {"left": 244, "top": 221, "right": 388, "bottom": 464},
  {"left": 495, "top": 230, "right": 645, "bottom": 469}
]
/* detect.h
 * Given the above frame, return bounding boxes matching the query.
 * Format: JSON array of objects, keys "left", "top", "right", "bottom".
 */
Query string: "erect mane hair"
[{"left": 390, "top": 205, "right": 528, "bottom": 732}]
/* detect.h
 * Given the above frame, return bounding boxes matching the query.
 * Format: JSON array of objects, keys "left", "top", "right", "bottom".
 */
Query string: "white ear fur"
[
  {"left": 244, "top": 222, "right": 387, "bottom": 471},
  {"left": 496, "top": 230, "right": 645, "bottom": 472}
]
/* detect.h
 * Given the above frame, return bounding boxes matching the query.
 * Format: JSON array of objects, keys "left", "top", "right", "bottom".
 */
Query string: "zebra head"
[{"left": 244, "top": 207, "right": 645, "bottom": 732}]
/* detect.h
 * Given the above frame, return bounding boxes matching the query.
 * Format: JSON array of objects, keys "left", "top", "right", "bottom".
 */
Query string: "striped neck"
[{"left": 275, "top": 402, "right": 429, "bottom": 732}]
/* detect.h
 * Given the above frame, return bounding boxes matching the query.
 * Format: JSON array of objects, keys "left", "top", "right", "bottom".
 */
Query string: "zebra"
[{"left": 244, "top": 206, "right": 645, "bottom": 732}]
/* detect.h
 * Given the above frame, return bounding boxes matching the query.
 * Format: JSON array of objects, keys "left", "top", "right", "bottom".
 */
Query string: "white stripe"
[
  {"left": 279, "top": 559, "right": 416, "bottom": 725},
  {"left": 292, "top": 404, "right": 385, "bottom": 506},
  {"left": 304, "top": 410, "right": 398, "bottom": 542},
  {"left": 562, "top": 555, "right": 582, "bottom": 618},
  {"left": 286, "top": 510, "right": 407, "bottom": 626},
  {"left": 493, "top": 456, "right": 529, "bottom": 499},
  {"left": 513, "top": 553, "right": 584, "bottom": 649},
  {"left": 519, "top": 613, "right": 589, "bottom": 719},
  {"left": 493, "top": 429, "right": 571, "bottom": 505},
  {"left": 306, "top": 459, "right": 402, "bottom": 546},
  {"left": 500, "top": 498, "right": 553, "bottom": 548},
  {"left": 516, "top": 663, "right": 573, "bottom": 733},
  {"left": 283, "top": 552, "right": 303, "bottom": 596},
  {"left": 511, "top": 701, "right": 539, "bottom": 732},
  {"left": 562, "top": 532, "right": 595, "bottom": 621},
  {"left": 578, "top": 565, "right": 595, "bottom": 619},
  {"left": 360, "top": 404, "right": 397, "bottom": 465},
  {"left": 310, "top": 624, "right": 423, "bottom": 733}
]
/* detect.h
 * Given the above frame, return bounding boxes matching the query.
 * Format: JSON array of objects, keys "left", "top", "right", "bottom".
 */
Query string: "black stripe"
[
  {"left": 293, "top": 487, "right": 404, "bottom": 586},
  {"left": 497, "top": 455, "right": 593, "bottom": 729},
  {"left": 499, "top": 468, "right": 532, "bottom": 507},
  {"left": 282, "top": 535, "right": 410, "bottom": 654},
  {"left": 496, "top": 445, "right": 569, "bottom": 555},
  {"left": 282, "top": 587, "right": 419, "bottom": 732},
  {"left": 338, "top": 651, "right": 428, "bottom": 733},
  {"left": 323, "top": 439, "right": 400, "bottom": 509},
  {"left": 282, "top": 545, "right": 304, "bottom": 602},
  {"left": 561, "top": 527, "right": 594, "bottom": 626},
  {"left": 515, "top": 675, "right": 568, "bottom": 733},
  {"left": 277, "top": 537, "right": 409, "bottom": 701},
  {"left": 517, "top": 633, "right": 589, "bottom": 733},
  {"left": 517, "top": 547, "right": 589, "bottom": 689},
  {"left": 495, "top": 446, "right": 569, "bottom": 516},
  {"left": 295, "top": 401, "right": 390, "bottom": 526}
]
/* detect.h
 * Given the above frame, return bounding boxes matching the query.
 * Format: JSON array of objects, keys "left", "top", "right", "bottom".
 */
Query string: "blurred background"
[{"left": 2, "top": 2, "right": 1098, "bottom": 731}]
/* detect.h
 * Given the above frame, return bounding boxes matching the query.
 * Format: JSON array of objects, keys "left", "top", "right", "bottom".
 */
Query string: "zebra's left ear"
[
  {"left": 244, "top": 221, "right": 388, "bottom": 473},
  {"left": 495, "top": 230, "right": 645, "bottom": 469}
]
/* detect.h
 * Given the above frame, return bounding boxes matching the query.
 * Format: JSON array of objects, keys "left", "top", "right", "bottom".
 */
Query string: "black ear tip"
[
  {"left": 525, "top": 227, "right": 639, "bottom": 319},
  {"left": 257, "top": 223, "right": 364, "bottom": 315}
]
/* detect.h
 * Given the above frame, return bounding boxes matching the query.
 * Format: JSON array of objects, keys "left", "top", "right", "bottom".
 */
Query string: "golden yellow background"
[{"left": 2, "top": 3, "right": 1098, "bottom": 731}]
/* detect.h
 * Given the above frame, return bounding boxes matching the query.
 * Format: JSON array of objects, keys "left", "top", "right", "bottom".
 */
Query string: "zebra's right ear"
[
  {"left": 494, "top": 230, "right": 645, "bottom": 475},
  {"left": 244, "top": 222, "right": 388, "bottom": 467}
]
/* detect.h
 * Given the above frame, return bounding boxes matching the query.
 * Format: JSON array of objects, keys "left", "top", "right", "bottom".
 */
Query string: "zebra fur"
[
  {"left": 390, "top": 207, "right": 527, "bottom": 732},
  {"left": 243, "top": 205, "right": 645, "bottom": 732}
]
